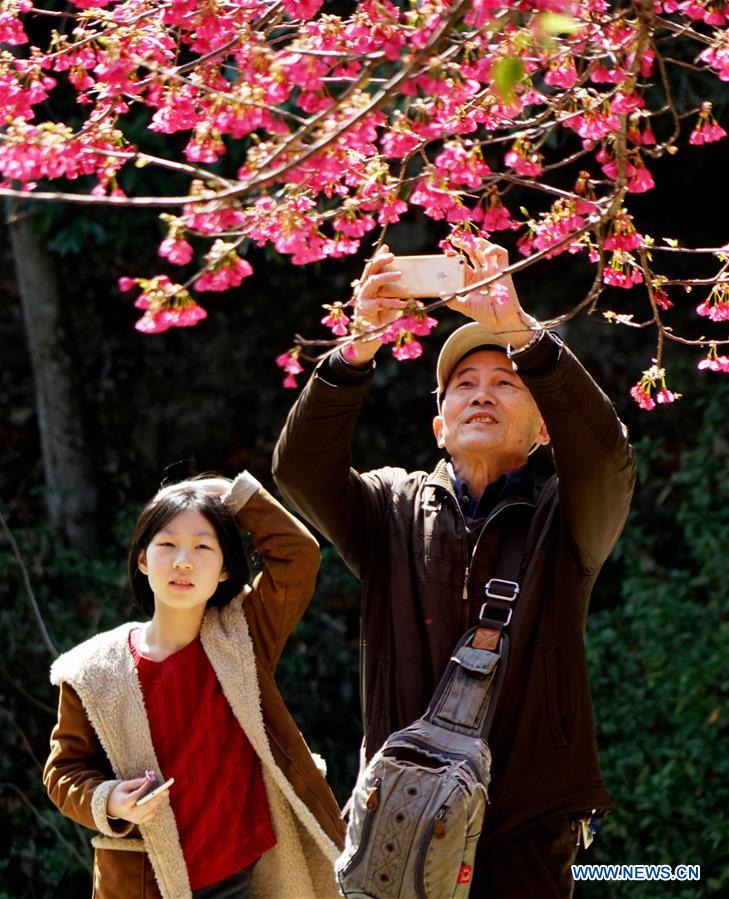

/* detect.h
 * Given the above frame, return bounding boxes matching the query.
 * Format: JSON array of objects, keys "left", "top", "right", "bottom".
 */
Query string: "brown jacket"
[
  {"left": 273, "top": 332, "right": 637, "bottom": 840},
  {"left": 44, "top": 478, "right": 345, "bottom": 899}
]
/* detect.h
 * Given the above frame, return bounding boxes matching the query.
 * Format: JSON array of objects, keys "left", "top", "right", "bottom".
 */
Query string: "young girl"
[{"left": 44, "top": 471, "right": 344, "bottom": 899}]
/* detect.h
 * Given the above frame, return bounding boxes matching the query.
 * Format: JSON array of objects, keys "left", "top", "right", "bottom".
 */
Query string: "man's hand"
[
  {"left": 345, "top": 244, "right": 408, "bottom": 367},
  {"left": 448, "top": 238, "right": 540, "bottom": 349},
  {"left": 107, "top": 777, "right": 169, "bottom": 825}
]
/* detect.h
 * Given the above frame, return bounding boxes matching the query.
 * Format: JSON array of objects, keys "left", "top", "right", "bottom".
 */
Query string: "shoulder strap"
[{"left": 422, "top": 525, "right": 528, "bottom": 741}]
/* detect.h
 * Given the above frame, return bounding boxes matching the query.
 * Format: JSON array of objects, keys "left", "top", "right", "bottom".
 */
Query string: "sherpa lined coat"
[{"left": 44, "top": 475, "right": 345, "bottom": 899}]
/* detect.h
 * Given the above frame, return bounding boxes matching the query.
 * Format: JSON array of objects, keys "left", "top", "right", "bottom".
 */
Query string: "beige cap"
[{"left": 436, "top": 322, "right": 508, "bottom": 400}]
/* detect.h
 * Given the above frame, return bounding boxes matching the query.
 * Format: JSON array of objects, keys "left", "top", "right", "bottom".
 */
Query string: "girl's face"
[{"left": 138, "top": 509, "right": 228, "bottom": 612}]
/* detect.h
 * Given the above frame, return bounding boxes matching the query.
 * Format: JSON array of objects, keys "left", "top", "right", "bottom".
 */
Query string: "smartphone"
[
  {"left": 136, "top": 777, "right": 174, "bottom": 806},
  {"left": 383, "top": 255, "right": 466, "bottom": 298}
]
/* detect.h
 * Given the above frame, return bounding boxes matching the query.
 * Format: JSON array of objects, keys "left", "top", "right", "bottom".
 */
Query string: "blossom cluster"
[{"left": 0, "top": 0, "right": 727, "bottom": 398}]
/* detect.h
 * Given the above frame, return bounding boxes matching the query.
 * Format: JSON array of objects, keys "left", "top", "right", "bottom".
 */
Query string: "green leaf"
[
  {"left": 492, "top": 57, "right": 525, "bottom": 100},
  {"left": 539, "top": 11, "right": 582, "bottom": 34}
]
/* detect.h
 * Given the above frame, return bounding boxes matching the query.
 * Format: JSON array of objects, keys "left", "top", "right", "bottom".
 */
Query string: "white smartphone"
[
  {"left": 383, "top": 255, "right": 466, "bottom": 298},
  {"left": 136, "top": 777, "right": 174, "bottom": 806}
]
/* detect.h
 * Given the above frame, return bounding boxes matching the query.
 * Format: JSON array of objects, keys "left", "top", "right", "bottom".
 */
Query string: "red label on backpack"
[{"left": 457, "top": 865, "right": 473, "bottom": 884}]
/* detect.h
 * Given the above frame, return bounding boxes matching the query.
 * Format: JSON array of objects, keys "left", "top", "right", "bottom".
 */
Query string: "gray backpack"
[{"left": 336, "top": 565, "right": 521, "bottom": 899}]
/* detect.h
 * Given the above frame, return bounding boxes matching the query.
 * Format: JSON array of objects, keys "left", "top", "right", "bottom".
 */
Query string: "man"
[{"left": 273, "top": 239, "right": 636, "bottom": 897}]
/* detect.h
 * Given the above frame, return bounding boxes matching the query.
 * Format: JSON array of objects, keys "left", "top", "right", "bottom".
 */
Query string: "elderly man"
[{"left": 273, "top": 240, "right": 636, "bottom": 897}]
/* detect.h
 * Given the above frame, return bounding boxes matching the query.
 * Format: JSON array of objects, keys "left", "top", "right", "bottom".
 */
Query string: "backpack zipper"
[
  {"left": 338, "top": 777, "right": 381, "bottom": 879},
  {"left": 414, "top": 803, "right": 450, "bottom": 899}
]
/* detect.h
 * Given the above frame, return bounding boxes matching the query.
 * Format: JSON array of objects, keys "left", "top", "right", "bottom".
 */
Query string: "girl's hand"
[
  {"left": 448, "top": 238, "right": 539, "bottom": 349},
  {"left": 106, "top": 777, "right": 169, "bottom": 825}
]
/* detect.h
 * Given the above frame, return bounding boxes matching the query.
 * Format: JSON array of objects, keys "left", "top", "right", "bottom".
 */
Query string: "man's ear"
[
  {"left": 138, "top": 550, "right": 148, "bottom": 575},
  {"left": 536, "top": 420, "right": 550, "bottom": 446},
  {"left": 433, "top": 415, "right": 446, "bottom": 449}
]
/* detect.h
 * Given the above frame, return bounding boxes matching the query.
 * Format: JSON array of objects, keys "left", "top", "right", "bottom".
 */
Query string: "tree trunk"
[{"left": 6, "top": 204, "right": 99, "bottom": 555}]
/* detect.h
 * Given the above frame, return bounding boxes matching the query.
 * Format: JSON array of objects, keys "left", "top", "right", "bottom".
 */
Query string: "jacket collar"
[{"left": 425, "top": 450, "right": 552, "bottom": 506}]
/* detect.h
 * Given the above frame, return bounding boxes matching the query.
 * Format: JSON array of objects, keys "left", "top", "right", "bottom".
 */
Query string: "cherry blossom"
[{"left": 0, "top": 0, "right": 726, "bottom": 403}]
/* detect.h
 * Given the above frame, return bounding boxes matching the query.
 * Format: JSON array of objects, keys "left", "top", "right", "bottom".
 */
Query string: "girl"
[{"left": 44, "top": 471, "right": 344, "bottom": 899}]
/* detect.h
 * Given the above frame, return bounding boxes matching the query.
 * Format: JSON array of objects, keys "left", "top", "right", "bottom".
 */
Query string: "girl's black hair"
[{"left": 128, "top": 482, "right": 249, "bottom": 617}]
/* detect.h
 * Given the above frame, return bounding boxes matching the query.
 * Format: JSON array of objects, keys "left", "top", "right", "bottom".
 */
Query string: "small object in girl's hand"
[{"left": 136, "top": 777, "right": 175, "bottom": 807}]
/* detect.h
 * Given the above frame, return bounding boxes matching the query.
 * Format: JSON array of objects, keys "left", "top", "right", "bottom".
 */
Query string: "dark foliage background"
[{"left": 1, "top": 129, "right": 727, "bottom": 899}]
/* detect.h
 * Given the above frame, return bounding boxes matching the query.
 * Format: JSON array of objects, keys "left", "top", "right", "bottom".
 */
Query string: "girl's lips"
[{"left": 169, "top": 580, "right": 194, "bottom": 588}]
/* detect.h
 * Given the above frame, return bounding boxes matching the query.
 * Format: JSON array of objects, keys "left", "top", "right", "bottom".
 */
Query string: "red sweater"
[{"left": 130, "top": 631, "right": 276, "bottom": 891}]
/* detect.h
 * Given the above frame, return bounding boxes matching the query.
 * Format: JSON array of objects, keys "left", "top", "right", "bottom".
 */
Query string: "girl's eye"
[{"left": 196, "top": 544, "right": 212, "bottom": 550}]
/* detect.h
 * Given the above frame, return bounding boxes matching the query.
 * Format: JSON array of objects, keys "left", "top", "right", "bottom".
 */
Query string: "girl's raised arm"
[{"left": 225, "top": 472, "right": 320, "bottom": 670}]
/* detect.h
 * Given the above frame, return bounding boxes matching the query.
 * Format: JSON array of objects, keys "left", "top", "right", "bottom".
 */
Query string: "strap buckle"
[
  {"left": 479, "top": 579, "right": 520, "bottom": 630},
  {"left": 484, "top": 578, "right": 520, "bottom": 601}
]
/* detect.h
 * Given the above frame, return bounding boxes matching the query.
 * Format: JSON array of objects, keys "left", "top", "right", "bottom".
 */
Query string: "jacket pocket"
[{"left": 543, "top": 648, "right": 572, "bottom": 748}]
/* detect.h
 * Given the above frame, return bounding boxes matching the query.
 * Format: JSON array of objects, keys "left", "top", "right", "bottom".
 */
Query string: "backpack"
[{"left": 336, "top": 630, "right": 502, "bottom": 899}]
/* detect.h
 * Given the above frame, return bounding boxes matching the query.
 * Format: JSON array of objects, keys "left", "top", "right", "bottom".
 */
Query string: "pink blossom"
[
  {"left": 504, "top": 140, "right": 543, "bottom": 177},
  {"left": 377, "top": 197, "right": 408, "bottom": 225},
  {"left": 610, "top": 92, "right": 645, "bottom": 115},
  {"left": 653, "top": 287, "right": 673, "bottom": 310},
  {"left": 118, "top": 277, "right": 137, "bottom": 292},
  {"left": 696, "top": 286, "right": 729, "bottom": 321},
  {"left": 590, "top": 64, "right": 626, "bottom": 84},
  {"left": 0, "top": 0, "right": 31, "bottom": 44},
  {"left": 434, "top": 142, "right": 491, "bottom": 189},
  {"left": 481, "top": 198, "right": 517, "bottom": 231},
  {"left": 282, "top": 0, "right": 323, "bottom": 20},
  {"left": 159, "top": 237, "right": 194, "bottom": 266},
  {"left": 332, "top": 213, "right": 376, "bottom": 238},
  {"left": 544, "top": 56, "right": 577, "bottom": 89},
  {"left": 380, "top": 129, "right": 421, "bottom": 158},
  {"left": 698, "top": 347, "right": 729, "bottom": 372},
  {"left": 391, "top": 332, "right": 423, "bottom": 361},
  {"left": 630, "top": 384, "right": 655, "bottom": 411},
  {"left": 192, "top": 241, "right": 253, "bottom": 292},
  {"left": 604, "top": 214, "right": 643, "bottom": 251},
  {"left": 628, "top": 163, "right": 655, "bottom": 193},
  {"left": 689, "top": 103, "right": 727, "bottom": 145},
  {"left": 603, "top": 252, "right": 644, "bottom": 289},
  {"left": 630, "top": 364, "right": 679, "bottom": 410},
  {"left": 276, "top": 348, "right": 304, "bottom": 388},
  {"left": 655, "top": 388, "right": 677, "bottom": 404},
  {"left": 321, "top": 303, "right": 351, "bottom": 336}
]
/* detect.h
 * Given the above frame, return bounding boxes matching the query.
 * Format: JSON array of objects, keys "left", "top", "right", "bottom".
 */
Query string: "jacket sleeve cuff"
[
  {"left": 318, "top": 350, "right": 375, "bottom": 387},
  {"left": 508, "top": 329, "right": 562, "bottom": 377},
  {"left": 223, "top": 471, "right": 262, "bottom": 515},
  {"left": 92, "top": 780, "right": 134, "bottom": 837}
]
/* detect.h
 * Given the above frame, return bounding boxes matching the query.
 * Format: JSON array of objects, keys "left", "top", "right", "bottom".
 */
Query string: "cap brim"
[{"left": 436, "top": 323, "right": 508, "bottom": 399}]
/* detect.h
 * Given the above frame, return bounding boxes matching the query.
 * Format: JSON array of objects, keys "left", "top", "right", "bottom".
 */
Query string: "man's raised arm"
[{"left": 273, "top": 247, "right": 405, "bottom": 577}]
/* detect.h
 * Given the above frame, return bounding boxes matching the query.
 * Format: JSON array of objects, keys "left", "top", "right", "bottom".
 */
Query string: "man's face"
[{"left": 433, "top": 350, "right": 548, "bottom": 466}]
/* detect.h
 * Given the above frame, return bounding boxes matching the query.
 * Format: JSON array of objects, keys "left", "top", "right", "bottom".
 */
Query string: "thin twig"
[
  {"left": 0, "top": 782, "right": 92, "bottom": 871},
  {"left": 0, "top": 511, "right": 58, "bottom": 658}
]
